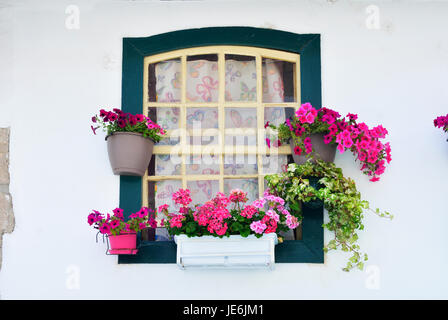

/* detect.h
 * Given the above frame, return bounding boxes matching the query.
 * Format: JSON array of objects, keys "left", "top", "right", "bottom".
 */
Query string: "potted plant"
[
  {"left": 434, "top": 114, "right": 448, "bottom": 140},
  {"left": 87, "top": 206, "right": 158, "bottom": 255},
  {"left": 91, "top": 108, "right": 166, "bottom": 176},
  {"left": 266, "top": 103, "right": 392, "bottom": 182},
  {"left": 265, "top": 160, "right": 393, "bottom": 272},
  {"left": 159, "top": 188, "right": 300, "bottom": 269}
]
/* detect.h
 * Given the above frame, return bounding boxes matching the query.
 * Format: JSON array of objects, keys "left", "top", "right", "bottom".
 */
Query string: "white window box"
[{"left": 174, "top": 234, "right": 278, "bottom": 270}]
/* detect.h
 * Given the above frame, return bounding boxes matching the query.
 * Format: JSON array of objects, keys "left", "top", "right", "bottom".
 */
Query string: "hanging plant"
[
  {"left": 265, "top": 160, "right": 393, "bottom": 272},
  {"left": 91, "top": 108, "right": 166, "bottom": 142},
  {"left": 90, "top": 108, "right": 166, "bottom": 176},
  {"left": 87, "top": 207, "right": 158, "bottom": 254},
  {"left": 266, "top": 103, "right": 392, "bottom": 182}
]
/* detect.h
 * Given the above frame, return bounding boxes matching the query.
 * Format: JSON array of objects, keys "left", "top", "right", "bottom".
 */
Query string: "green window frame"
[{"left": 118, "top": 27, "right": 323, "bottom": 264}]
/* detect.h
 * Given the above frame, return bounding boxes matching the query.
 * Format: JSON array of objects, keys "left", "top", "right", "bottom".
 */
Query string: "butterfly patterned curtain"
[{"left": 154, "top": 59, "right": 287, "bottom": 208}]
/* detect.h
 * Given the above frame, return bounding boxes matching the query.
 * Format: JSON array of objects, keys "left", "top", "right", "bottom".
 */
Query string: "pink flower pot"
[{"left": 108, "top": 232, "right": 138, "bottom": 255}]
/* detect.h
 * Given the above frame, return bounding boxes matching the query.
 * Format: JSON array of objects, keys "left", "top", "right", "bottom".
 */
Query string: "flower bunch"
[
  {"left": 87, "top": 207, "right": 157, "bottom": 236},
  {"left": 434, "top": 114, "right": 448, "bottom": 133},
  {"left": 267, "top": 103, "right": 392, "bottom": 182},
  {"left": 159, "top": 188, "right": 300, "bottom": 239},
  {"left": 228, "top": 189, "right": 248, "bottom": 205},
  {"left": 91, "top": 108, "right": 166, "bottom": 142}
]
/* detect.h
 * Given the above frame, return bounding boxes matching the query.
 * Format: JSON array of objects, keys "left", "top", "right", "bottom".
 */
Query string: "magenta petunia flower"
[
  {"left": 108, "top": 113, "right": 118, "bottom": 122},
  {"left": 87, "top": 214, "right": 96, "bottom": 225},
  {"left": 323, "top": 134, "right": 333, "bottom": 144},
  {"left": 117, "top": 119, "right": 126, "bottom": 128},
  {"left": 128, "top": 115, "right": 137, "bottom": 126},
  {"left": 136, "top": 114, "right": 145, "bottom": 122},
  {"left": 99, "top": 223, "right": 111, "bottom": 235},
  {"left": 110, "top": 220, "right": 121, "bottom": 229},
  {"left": 138, "top": 222, "right": 147, "bottom": 230},
  {"left": 343, "top": 138, "right": 353, "bottom": 149}
]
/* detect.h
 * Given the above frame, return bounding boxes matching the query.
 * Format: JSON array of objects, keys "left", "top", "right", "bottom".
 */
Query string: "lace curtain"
[{"left": 153, "top": 59, "right": 288, "bottom": 208}]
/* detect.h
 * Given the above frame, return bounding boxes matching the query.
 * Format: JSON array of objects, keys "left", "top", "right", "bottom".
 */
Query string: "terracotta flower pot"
[
  {"left": 108, "top": 232, "right": 137, "bottom": 255},
  {"left": 290, "top": 133, "right": 337, "bottom": 164},
  {"left": 106, "top": 132, "right": 154, "bottom": 176}
]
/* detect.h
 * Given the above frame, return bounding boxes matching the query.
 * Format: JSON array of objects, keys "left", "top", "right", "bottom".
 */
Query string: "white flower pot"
[{"left": 174, "top": 234, "right": 278, "bottom": 270}]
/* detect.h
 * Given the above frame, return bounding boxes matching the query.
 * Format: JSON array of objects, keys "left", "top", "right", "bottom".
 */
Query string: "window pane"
[
  {"left": 262, "top": 155, "right": 288, "bottom": 174},
  {"left": 148, "top": 107, "right": 180, "bottom": 146},
  {"left": 148, "top": 154, "right": 181, "bottom": 176},
  {"left": 262, "top": 58, "right": 296, "bottom": 103},
  {"left": 224, "top": 133, "right": 257, "bottom": 146},
  {"left": 186, "top": 155, "right": 220, "bottom": 175},
  {"left": 152, "top": 180, "right": 183, "bottom": 217},
  {"left": 186, "top": 107, "right": 218, "bottom": 129},
  {"left": 225, "top": 108, "right": 257, "bottom": 128},
  {"left": 224, "top": 155, "right": 258, "bottom": 175},
  {"left": 148, "top": 58, "right": 181, "bottom": 102},
  {"left": 188, "top": 135, "right": 219, "bottom": 146},
  {"left": 225, "top": 54, "right": 257, "bottom": 102},
  {"left": 224, "top": 179, "right": 259, "bottom": 202},
  {"left": 264, "top": 106, "right": 295, "bottom": 126},
  {"left": 187, "top": 54, "right": 219, "bottom": 102},
  {"left": 187, "top": 180, "right": 220, "bottom": 206},
  {"left": 264, "top": 106, "right": 295, "bottom": 147}
]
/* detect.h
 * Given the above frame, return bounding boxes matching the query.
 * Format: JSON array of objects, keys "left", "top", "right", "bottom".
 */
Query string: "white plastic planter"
[{"left": 174, "top": 234, "right": 278, "bottom": 270}]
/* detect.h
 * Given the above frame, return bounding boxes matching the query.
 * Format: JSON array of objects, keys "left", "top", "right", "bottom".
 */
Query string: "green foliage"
[{"left": 265, "top": 160, "right": 393, "bottom": 272}]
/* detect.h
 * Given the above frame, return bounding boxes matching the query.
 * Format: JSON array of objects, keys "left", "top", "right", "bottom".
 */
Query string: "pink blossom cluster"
[
  {"left": 434, "top": 114, "right": 448, "bottom": 132},
  {"left": 249, "top": 192, "right": 299, "bottom": 235},
  {"left": 270, "top": 103, "right": 393, "bottom": 182},
  {"left": 91, "top": 108, "right": 166, "bottom": 140},
  {"left": 172, "top": 188, "right": 192, "bottom": 206},
  {"left": 229, "top": 189, "right": 248, "bottom": 203},
  {"left": 295, "top": 102, "right": 318, "bottom": 124},
  {"left": 241, "top": 205, "right": 258, "bottom": 218},
  {"left": 97, "top": 109, "right": 164, "bottom": 132},
  {"left": 193, "top": 193, "right": 232, "bottom": 236},
  {"left": 169, "top": 214, "right": 184, "bottom": 229},
  {"left": 162, "top": 189, "right": 301, "bottom": 237}
]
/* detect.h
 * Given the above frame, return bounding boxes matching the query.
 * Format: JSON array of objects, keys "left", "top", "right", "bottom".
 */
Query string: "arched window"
[{"left": 119, "top": 27, "right": 323, "bottom": 264}]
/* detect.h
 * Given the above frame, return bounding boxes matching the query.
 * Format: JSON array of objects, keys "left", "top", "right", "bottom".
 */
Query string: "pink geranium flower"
[{"left": 250, "top": 221, "right": 267, "bottom": 234}]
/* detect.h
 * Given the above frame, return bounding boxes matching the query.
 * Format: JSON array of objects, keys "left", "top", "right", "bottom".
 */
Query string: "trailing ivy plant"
[{"left": 265, "top": 160, "right": 393, "bottom": 272}]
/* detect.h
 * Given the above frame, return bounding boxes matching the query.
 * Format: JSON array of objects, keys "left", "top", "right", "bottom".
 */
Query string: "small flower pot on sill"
[
  {"left": 174, "top": 234, "right": 278, "bottom": 270},
  {"left": 106, "top": 132, "right": 154, "bottom": 176},
  {"left": 108, "top": 231, "right": 138, "bottom": 255},
  {"left": 290, "top": 133, "right": 337, "bottom": 164}
]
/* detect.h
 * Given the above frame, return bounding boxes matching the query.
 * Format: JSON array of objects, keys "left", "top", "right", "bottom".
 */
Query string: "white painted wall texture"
[{"left": 0, "top": 0, "right": 447, "bottom": 299}]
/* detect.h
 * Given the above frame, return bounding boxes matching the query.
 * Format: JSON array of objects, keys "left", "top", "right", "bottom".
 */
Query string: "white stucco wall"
[{"left": 0, "top": 0, "right": 447, "bottom": 299}]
